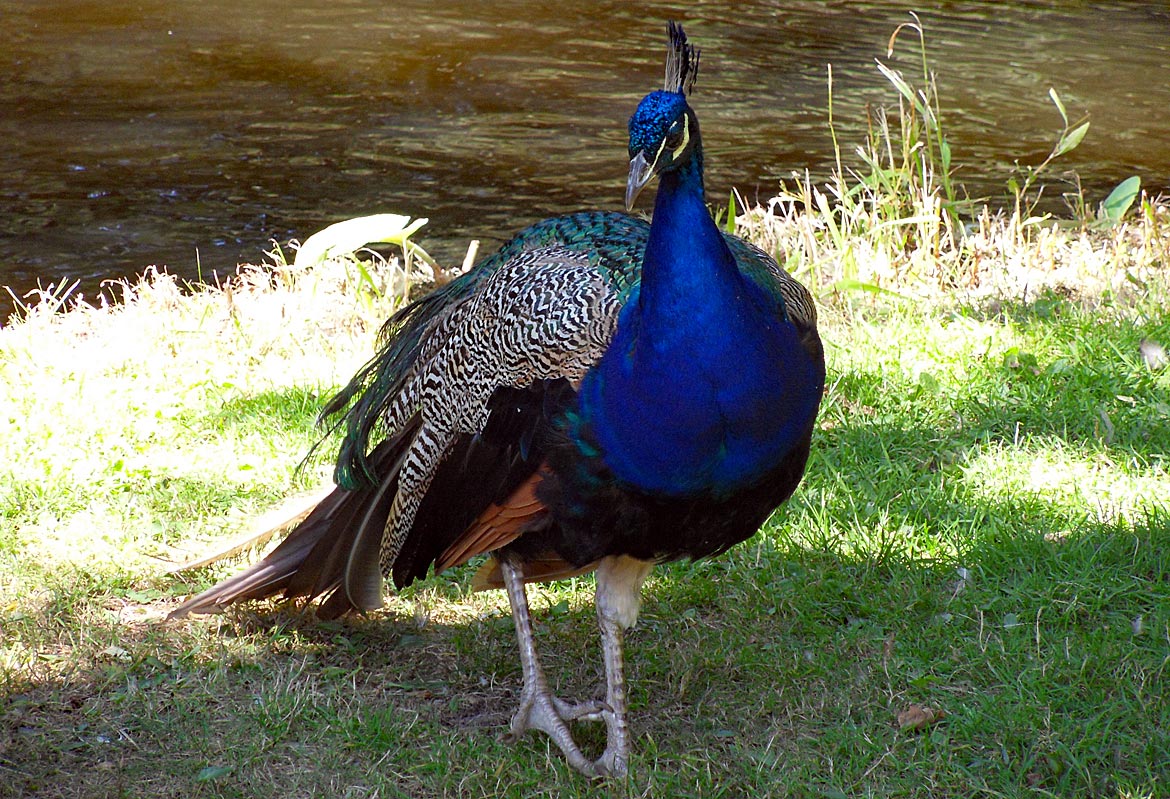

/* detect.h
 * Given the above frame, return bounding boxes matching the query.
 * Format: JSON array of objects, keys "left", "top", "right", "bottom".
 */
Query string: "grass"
[
  {"left": 3, "top": 20, "right": 1170, "bottom": 797},
  {"left": 2, "top": 249, "right": 1167, "bottom": 799}
]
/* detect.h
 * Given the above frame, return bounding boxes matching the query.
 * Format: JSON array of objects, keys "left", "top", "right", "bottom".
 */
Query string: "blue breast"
[{"left": 575, "top": 173, "right": 822, "bottom": 498}]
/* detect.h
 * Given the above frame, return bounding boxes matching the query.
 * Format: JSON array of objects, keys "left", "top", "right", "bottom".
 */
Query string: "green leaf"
[
  {"left": 1101, "top": 175, "right": 1141, "bottom": 223},
  {"left": 830, "top": 278, "right": 909, "bottom": 299},
  {"left": 725, "top": 190, "right": 738, "bottom": 234},
  {"left": 195, "top": 765, "right": 233, "bottom": 782},
  {"left": 1054, "top": 120, "right": 1090, "bottom": 158},
  {"left": 294, "top": 214, "right": 429, "bottom": 267},
  {"left": 353, "top": 258, "right": 383, "bottom": 299},
  {"left": 916, "top": 370, "right": 940, "bottom": 392},
  {"left": 1048, "top": 87, "right": 1069, "bottom": 125},
  {"left": 875, "top": 61, "right": 917, "bottom": 107}
]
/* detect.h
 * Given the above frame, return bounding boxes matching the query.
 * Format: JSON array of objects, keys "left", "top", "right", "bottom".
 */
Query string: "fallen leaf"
[{"left": 897, "top": 703, "right": 945, "bottom": 732}]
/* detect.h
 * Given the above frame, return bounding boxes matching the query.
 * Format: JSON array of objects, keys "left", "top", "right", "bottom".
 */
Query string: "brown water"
[{"left": 3, "top": 1, "right": 1168, "bottom": 309}]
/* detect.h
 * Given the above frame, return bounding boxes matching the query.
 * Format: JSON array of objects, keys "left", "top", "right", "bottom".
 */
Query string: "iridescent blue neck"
[
  {"left": 636, "top": 146, "right": 742, "bottom": 337},
  {"left": 575, "top": 135, "right": 820, "bottom": 497}
]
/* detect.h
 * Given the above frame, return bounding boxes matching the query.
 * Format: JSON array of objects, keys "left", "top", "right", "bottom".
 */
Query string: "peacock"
[{"left": 171, "top": 23, "right": 825, "bottom": 778}]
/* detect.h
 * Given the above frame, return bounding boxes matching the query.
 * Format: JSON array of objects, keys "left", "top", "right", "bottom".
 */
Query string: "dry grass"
[
  {"left": 0, "top": 258, "right": 401, "bottom": 581},
  {"left": 2, "top": 176, "right": 1168, "bottom": 799},
  {"left": 1, "top": 216, "right": 1166, "bottom": 796},
  {"left": 740, "top": 181, "right": 1170, "bottom": 305}
]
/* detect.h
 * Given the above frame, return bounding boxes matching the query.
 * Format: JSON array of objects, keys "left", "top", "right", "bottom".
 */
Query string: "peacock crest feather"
[{"left": 664, "top": 20, "right": 700, "bottom": 95}]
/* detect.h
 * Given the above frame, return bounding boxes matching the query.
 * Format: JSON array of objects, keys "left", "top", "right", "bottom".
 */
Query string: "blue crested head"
[
  {"left": 627, "top": 91, "right": 689, "bottom": 158},
  {"left": 625, "top": 23, "right": 703, "bottom": 210}
]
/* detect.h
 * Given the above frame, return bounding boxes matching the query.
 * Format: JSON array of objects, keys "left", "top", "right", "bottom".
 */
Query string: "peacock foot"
[
  {"left": 505, "top": 686, "right": 624, "bottom": 778},
  {"left": 499, "top": 558, "right": 630, "bottom": 778},
  {"left": 591, "top": 685, "right": 631, "bottom": 778},
  {"left": 594, "top": 743, "right": 629, "bottom": 779}
]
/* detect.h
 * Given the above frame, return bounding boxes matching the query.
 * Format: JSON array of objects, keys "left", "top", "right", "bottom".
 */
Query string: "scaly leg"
[
  {"left": 500, "top": 558, "right": 608, "bottom": 777},
  {"left": 594, "top": 609, "right": 631, "bottom": 776},
  {"left": 592, "top": 556, "right": 655, "bottom": 778}
]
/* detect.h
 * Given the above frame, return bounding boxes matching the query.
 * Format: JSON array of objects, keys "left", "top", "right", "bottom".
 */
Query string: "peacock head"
[{"left": 625, "top": 22, "right": 702, "bottom": 210}]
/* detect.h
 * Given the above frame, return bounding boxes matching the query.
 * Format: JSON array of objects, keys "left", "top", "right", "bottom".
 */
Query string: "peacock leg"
[
  {"left": 500, "top": 558, "right": 608, "bottom": 777},
  {"left": 592, "top": 555, "right": 655, "bottom": 778},
  {"left": 593, "top": 609, "right": 631, "bottom": 777}
]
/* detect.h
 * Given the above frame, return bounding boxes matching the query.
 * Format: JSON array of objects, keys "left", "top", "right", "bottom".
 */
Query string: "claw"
[
  {"left": 505, "top": 685, "right": 588, "bottom": 762},
  {"left": 507, "top": 689, "right": 609, "bottom": 742},
  {"left": 553, "top": 696, "right": 611, "bottom": 723},
  {"left": 507, "top": 688, "right": 623, "bottom": 777},
  {"left": 594, "top": 747, "right": 628, "bottom": 779}
]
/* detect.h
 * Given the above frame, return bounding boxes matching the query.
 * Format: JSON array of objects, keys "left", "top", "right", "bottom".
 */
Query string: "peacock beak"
[{"left": 625, "top": 151, "right": 655, "bottom": 211}]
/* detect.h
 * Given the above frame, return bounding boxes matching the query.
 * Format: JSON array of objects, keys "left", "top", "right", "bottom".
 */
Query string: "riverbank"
[{"left": 2, "top": 199, "right": 1168, "bottom": 796}]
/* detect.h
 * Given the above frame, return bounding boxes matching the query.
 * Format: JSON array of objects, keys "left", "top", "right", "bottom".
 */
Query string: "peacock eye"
[{"left": 664, "top": 118, "right": 685, "bottom": 150}]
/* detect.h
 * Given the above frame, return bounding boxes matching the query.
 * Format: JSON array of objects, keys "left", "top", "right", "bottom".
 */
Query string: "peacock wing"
[{"left": 332, "top": 244, "right": 625, "bottom": 605}]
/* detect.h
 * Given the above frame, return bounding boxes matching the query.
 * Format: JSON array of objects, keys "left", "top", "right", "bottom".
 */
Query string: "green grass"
[{"left": 1, "top": 256, "right": 1167, "bottom": 797}]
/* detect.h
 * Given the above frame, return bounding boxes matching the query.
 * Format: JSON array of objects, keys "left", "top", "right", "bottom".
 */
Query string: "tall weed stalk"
[{"left": 743, "top": 14, "right": 1159, "bottom": 301}]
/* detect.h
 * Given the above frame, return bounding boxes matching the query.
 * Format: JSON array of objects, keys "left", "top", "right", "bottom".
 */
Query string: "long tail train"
[{"left": 168, "top": 430, "right": 416, "bottom": 620}]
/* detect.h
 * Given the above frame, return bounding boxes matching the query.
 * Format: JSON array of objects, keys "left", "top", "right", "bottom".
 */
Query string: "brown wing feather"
[
  {"left": 434, "top": 472, "right": 548, "bottom": 572},
  {"left": 470, "top": 553, "right": 600, "bottom": 592}
]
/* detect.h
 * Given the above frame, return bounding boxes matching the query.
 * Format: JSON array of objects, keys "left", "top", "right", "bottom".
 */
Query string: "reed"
[{"left": 736, "top": 14, "right": 1161, "bottom": 306}]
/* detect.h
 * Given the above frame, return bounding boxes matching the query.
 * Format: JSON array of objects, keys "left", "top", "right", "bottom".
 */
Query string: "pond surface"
[{"left": 2, "top": 1, "right": 1168, "bottom": 309}]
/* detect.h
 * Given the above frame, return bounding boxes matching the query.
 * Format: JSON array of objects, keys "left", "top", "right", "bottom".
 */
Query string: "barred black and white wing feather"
[{"left": 171, "top": 244, "right": 622, "bottom": 618}]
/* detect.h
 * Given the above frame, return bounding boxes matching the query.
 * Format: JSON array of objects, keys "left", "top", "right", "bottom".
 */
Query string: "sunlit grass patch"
[
  {"left": 963, "top": 440, "right": 1169, "bottom": 527},
  {"left": 0, "top": 261, "right": 401, "bottom": 615},
  {"left": 3, "top": 255, "right": 1167, "bottom": 798}
]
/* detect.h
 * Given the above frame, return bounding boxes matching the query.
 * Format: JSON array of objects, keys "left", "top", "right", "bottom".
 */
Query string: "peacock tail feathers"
[{"left": 310, "top": 244, "right": 635, "bottom": 603}]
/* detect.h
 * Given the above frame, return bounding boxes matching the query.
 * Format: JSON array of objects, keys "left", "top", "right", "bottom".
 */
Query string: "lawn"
[{"left": 1, "top": 217, "right": 1167, "bottom": 797}]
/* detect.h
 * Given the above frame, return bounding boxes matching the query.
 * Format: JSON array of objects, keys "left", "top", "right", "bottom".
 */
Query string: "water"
[{"left": 2, "top": 1, "right": 1168, "bottom": 310}]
